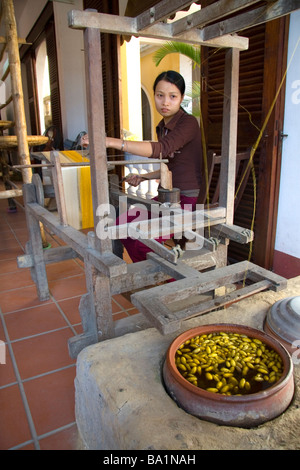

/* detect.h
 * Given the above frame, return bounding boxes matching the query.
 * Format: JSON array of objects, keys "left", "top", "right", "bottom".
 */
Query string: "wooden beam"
[
  {"left": 25, "top": 198, "right": 127, "bottom": 278},
  {"left": 172, "top": 0, "right": 260, "bottom": 36},
  {"left": 84, "top": 26, "right": 112, "bottom": 253},
  {"left": 219, "top": 48, "right": 240, "bottom": 225},
  {"left": 136, "top": 0, "right": 194, "bottom": 31},
  {"left": 84, "top": 232, "right": 114, "bottom": 342},
  {"left": 23, "top": 185, "right": 50, "bottom": 301},
  {"left": 130, "top": 261, "right": 287, "bottom": 335},
  {"left": 17, "top": 246, "right": 78, "bottom": 268},
  {"left": 68, "top": 10, "right": 249, "bottom": 50},
  {"left": 202, "top": 0, "right": 300, "bottom": 41},
  {"left": 0, "top": 36, "right": 28, "bottom": 44},
  {"left": 0, "top": 188, "right": 22, "bottom": 199},
  {"left": 106, "top": 206, "right": 226, "bottom": 240}
]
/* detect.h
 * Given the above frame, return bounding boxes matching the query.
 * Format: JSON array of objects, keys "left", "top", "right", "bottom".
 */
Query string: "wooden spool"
[{"left": 32, "top": 173, "right": 45, "bottom": 207}]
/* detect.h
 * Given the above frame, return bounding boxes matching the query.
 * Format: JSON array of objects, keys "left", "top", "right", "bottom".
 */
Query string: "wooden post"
[
  {"left": 82, "top": 24, "right": 114, "bottom": 342},
  {"left": 219, "top": 48, "right": 240, "bottom": 225},
  {"left": 2, "top": 0, "right": 31, "bottom": 184},
  {"left": 85, "top": 231, "right": 114, "bottom": 341},
  {"left": 23, "top": 184, "right": 50, "bottom": 301},
  {"left": 84, "top": 25, "right": 111, "bottom": 253}
]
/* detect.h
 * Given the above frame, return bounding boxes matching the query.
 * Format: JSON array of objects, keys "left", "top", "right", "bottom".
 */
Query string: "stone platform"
[{"left": 75, "top": 276, "right": 300, "bottom": 450}]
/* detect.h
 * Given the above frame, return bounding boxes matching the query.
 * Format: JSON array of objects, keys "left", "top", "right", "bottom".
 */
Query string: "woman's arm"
[
  {"left": 80, "top": 134, "right": 154, "bottom": 157},
  {"left": 106, "top": 137, "right": 153, "bottom": 157},
  {"left": 125, "top": 169, "right": 160, "bottom": 187}
]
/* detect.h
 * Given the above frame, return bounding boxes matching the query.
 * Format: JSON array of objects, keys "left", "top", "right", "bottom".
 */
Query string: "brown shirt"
[{"left": 150, "top": 108, "right": 203, "bottom": 192}]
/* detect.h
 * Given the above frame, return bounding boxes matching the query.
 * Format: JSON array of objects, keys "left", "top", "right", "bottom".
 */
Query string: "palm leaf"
[{"left": 153, "top": 42, "right": 201, "bottom": 67}]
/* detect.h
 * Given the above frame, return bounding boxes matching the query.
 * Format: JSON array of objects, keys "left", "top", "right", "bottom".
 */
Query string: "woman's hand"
[
  {"left": 79, "top": 134, "right": 110, "bottom": 149},
  {"left": 80, "top": 134, "right": 89, "bottom": 148},
  {"left": 123, "top": 173, "right": 145, "bottom": 187}
]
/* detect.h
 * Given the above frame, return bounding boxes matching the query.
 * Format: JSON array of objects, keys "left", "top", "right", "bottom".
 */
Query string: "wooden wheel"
[{"left": 32, "top": 173, "right": 44, "bottom": 207}]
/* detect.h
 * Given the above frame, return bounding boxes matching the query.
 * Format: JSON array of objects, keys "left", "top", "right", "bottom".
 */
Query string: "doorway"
[{"left": 35, "top": 39, "right": 52, "bottom": 134}]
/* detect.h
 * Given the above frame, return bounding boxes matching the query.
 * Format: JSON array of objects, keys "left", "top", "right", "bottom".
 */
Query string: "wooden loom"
[{"left": 17, "top": 1, "right": 297, "bottom": 358}]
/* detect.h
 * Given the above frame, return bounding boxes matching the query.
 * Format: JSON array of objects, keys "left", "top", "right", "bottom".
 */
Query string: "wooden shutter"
[
  {"left": 45, "top": 20, "right": 63, "bottom": 148},
  {"left": 201, "top": 20, "right": 288, "bottom": 267},
  {"left": 23, "top": 50, "right": 39, "bottom": 136},
  {"left": 20, "top": 3, "right": 62, "bottom": 146}
]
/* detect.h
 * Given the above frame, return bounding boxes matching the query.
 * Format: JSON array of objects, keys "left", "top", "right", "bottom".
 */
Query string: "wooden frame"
[{"left": 16, "top": 1, "right": 298, "bottom": 357}]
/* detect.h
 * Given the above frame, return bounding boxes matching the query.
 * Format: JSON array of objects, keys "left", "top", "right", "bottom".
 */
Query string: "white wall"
[
  {"left": 1, "top": 0, "right": 87, "bottom": 142},
  {"left": 13, "top": 0, "right": 47, "bottom": 38},
  {"left": 275, "top": 11, "right": 300, "bottom": 259}
]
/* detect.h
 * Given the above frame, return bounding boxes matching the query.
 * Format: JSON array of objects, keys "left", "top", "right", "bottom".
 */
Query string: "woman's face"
[{"left": 154, "top": 80, "right": 183, "bottom": 123}]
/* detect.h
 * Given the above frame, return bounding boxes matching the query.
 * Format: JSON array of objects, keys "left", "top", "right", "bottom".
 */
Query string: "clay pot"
[{"left": 163, "top": 323, "right": 294, "bottom": 428}]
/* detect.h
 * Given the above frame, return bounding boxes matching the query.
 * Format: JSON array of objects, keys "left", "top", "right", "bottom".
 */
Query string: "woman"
[
  {"left": 84, "top": 70, "right": 203, "bottom": 262},
  {"left": 107, "top": 70, "right": 202, "bottom": 194}
]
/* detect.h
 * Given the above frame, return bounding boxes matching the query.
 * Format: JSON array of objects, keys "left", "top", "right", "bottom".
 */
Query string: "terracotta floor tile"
[
  {"left": 49, "top": 274, "right": 87, "bottom": 301},
  {"left": 39, "top": 423, "right": 79, "bottom": 450},
  {"left": 0, "top": 238, "right": 22, "bottom": 252},
  {"left": 72, "top": 323, "right": 83, "bottom": 335},
  {"left": 112, "top": 311, "right": 128, "bottom": 321},
  {"left": 11, "top": 228, "right": 30, "bottom": 243},
  {"left": 128, "top": 307, "right": 140, "bottom": 316},
  {"left": 4, "top": 303, "right": 70, "bottom": 341},
  {"left": 11, "top": 328, "right": 76, "bottom": 380},
  {"left": 111, "top": 298, "right": 124, "bottom": 313},
  {"left": 1, "top": 229, "right": 15, "bottom": 240},
  {"left": 0, "top": 246, "right": 24, "bottom": 261},
  {"left": 23, "top": 367, "right": 76, "bottom": 437},
  {"left": 0, "top": 269, "right": 34, "bottom": 292},
  {"left": 46, "top": 259, "right": 84, "bottom": 281},
  {"left": 0, "top": 258, "right": 19, "bottom": 274},
  {"left": 113, "top": 293, "right": 135, "bottom": 310},
  {"left": 5, "top": 219, "right": 28, "bottom": 230},
  {"left": 0, "top": 285, "right": 52, "bottom": 313},
  {"left": 57, "top": 297, "right": 82, "bottom": 325},
  {"left": 0, "top": 348, "right": 17, "bottom": 386},
  {"left": 0, "top": 320, "right": 5, "bottom": 342},
  {"left": 0, "top": 384, "right": 32, "bottom": 450},
  {"left": 16, "top": 442, "right": 35, "bottom": 450}
]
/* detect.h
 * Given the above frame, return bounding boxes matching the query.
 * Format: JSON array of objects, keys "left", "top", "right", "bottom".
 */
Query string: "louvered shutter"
[
  {"left": 24, "top": 51, "right": 39, "bottom": 136},
  {"left": 201, "top": 24, "right": 266, "bottom": 263}
]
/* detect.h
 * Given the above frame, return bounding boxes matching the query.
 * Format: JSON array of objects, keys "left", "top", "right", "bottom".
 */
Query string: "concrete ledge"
[{"left": 75, "top": 276, "right": 300, "bottom": 450}]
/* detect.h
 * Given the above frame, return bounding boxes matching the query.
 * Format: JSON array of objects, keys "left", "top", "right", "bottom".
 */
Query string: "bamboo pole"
[
  {"left": 2, "top": 0, "right": 49, "bottom": 247},
  {"left": 2, "top": 0, "right": 31, "bottom": 184}
]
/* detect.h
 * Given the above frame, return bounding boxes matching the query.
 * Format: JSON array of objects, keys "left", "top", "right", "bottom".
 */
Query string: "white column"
[{"left": 125, "top": 37, "right": 143, "bottom": 140}]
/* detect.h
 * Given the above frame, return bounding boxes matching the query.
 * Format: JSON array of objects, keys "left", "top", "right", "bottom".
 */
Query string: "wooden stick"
[
  {"left": 12, "top": 158, "right": 169, "bottom": 169},
  {"left": 0, "top": 188, "right": 22, "bottom": 199}
]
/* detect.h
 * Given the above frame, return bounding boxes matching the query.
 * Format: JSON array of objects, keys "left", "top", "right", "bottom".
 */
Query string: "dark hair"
[{"left": 153, "top": 70, "right": 185, "bottom": 95}]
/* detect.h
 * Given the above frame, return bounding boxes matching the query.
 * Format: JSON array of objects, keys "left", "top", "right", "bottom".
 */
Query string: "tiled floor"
[{"left": 0, "top": 194, "right": 138, "bottom": 450}]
